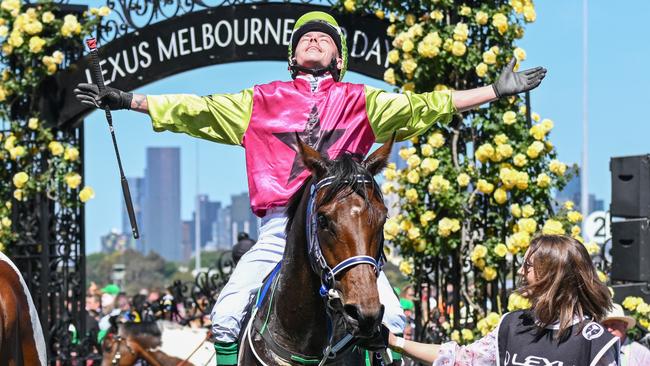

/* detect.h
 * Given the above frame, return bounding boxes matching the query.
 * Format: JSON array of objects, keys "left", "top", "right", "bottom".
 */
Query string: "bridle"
[
  {"left": 107, "top": 334, "right": 135, "bottom": 365},
  {"left": 305, "top": 174, "right": 385, "bottom": 365}
]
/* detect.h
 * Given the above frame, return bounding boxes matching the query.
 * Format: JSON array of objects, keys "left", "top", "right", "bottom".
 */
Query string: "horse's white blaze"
[
  {"left": 0, "top": 252, "right": 47, "bottom": 366},
  {"left": 157, "top": 320, "right": 215, "bottom": 364},
  {"left": 349, "top": 206, "right": 362, "bottom": 216}
]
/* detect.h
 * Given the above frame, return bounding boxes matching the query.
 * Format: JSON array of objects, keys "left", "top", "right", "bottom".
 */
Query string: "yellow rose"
[
  {"left": 381, "top": 182, "right": 394, "bottom": 195},
  {"left": 384, "top": 218, "right": 400, "bottom": 239},
  {"left": 431, "top": 10, "right": 444, "bottom": 22},
  {"left": 541, "top": 118, "right": 554, "bottom": 132},
  {"left": 529, "top": 124, "right": 546, "bottom": 140},
  {"left": 419, "top": 144, "right": 433, "bottom": 157},
  {"left": 477, "top": 179, "right": 494, "bottom": 194},
  {"left": 482, "top": 267, "right": 497, "bottom": 281},
  {"left": 383, "top": 68, "right": 396, "bottom": 85},
  {"left": 456, "top": 173, "right": 470, "bottom": 187},
  {"left": 523, "top": 5, "right": 536, "bottom": 22},
  {"left": 482, "top": 50, "right": 497, "bottom": 65},
  {"left": 343, "top": 0, "right": 356, "bottom": 12},
  {"left": 496, "top": 144, "right": 513, "bottom": 159},
  {"left": 79, "top": 186, "right": 96, "bottom": 203},
  {"left": 492, "top": 13, "right": 509, "bottom": 34},
  {"left": 459, "top": 5, "right": 472, "bottom": 16},
  {"left": 64, "top": 172, "right": 82, "bottom": 189},
  {"left": 475, "top": 62, "right": 488, "bottom": 77},
  {"left": 399, "top": 260, "right": 413, "bottom": 276},
  {"left": 542, "top": 219, "right": 565, "bottom": 235},
  {"left": 401, "top": 58, "right": 417, "bottom": 75},
  {"left": 451, "top": 41, "right": 466, "bottom": 57},
  {"left": 494, "top": 243, "right": 508, "bottom": 257},
  {"left": 1, "top": 0, "right": 20, "bottom": 14},
  {"left": 406, "top": 155, "right": 421, "bottom": 169},
  {"left": 28, "top": 117, "right": 38, "bottom": 130},
  {"left": 584, "top": 241, "right": 600, "bottom": 256},
  {"left": 438, "top": 217, "right": 461, "bottom": 237},
  {"left": 526, "top": 141, "right": 545, "bottom": 159},
  {"left": 471, "top": 244, "right": 488, "bottom": 262},
  {"left": 513, "top": 153, "right": 527, "bottom": 167},
  {"left": 13, "top": 189, "right": 24, "bottom": 201},
  {"left": 428, "top": 132, "right": 445, "bottom": 148},
  {"left": 64, "top": 147, "right": 79, "bottom": 161},
  {"left": 622, "top": 297, "right": 643, "bottom": 311},
  {"left": 0, "top": 25, "right": 8, "bottom": 37},
  {"left": 98, "top": 6, "right": 112, "bottom": 17},
  {"left": 517, "top": 218, "right": 537, "bottom": 234},
  {"left": 571, "top": 225, "right": 582, "bottom": 236},
  {"left": 549, "top": 159, "right": 567, "bottom": 176},
  {"left": 2, "top": 43, "right": 12, "bottom": 56},
  {"left": 1, "top": 217, "right": 11, "bottom": 227},
  {"left": 475, "top": 143, "right": 495, "bottom": 164},
  {"left": 24, "top": 20, "right": 43, "bottom": 35},
  {"left": 536, "top": 173, "right": 551, "bottom": 188},
  {"left": 28, "top": 36, "right": 45, "bottom": 53},
  {"left": 407, "top": 227, "right": 420, "bottom": 240},
  {"left": 420, "top": 211, "right": 436, "bottom": 226},
  {"left": 451, "top": 330, "right": 461, "bottom": 343},
  {"left": 502, "top": 111, "right": 517, "bottom": 125},
  {"left": 405, "top": 13, "right": 416, "bottom": 26},
  {"left": 461, "top": 328, "right": 474, "bottom": 341},
  {"left": 52, "top": 50, "right": 64, "bottom": 64},
  {"left": 636, "top": 303, "right": 650, "bottom": 315},
  {"left": 402, "top": 39, "right": 414, "bottom": 53},
  {"left": 508, "top": 292, "right": 531, "bottom": 311},
  {"left": 388, "top": 50, "right": 399, "bottom": 64},
  {"left": 375, "top": 9, "right": 385, "bottom": 19},
  {"left": 406, "top": 170, "right": 420, "bottom": 184},
  {"left": 48, "top": 141, "right": 64, "bottom": 156},
  {"left": 507, "top": 231, "right": 531, "bottom": 252},
  {"left": 420, "top": 158, "right": 439, "bottom": 175},
  {"left": 8, "top": 31, "right": 24, "bottom": 47},
  {"left": 42, "top": 11, "right": 55, "bottom": 23},
  {"left": 567, "top": 210, "right": 583, "bottom": 223},
  {"left": 515, "top": 171, "right": 529, "bottom": 190},
  {"left": 384, "top": 167, "right": 397, "bottom": 181},
  {"left": 510, "top": 204, "right": 522, "bottom": 218},
  {"left": 417, "top": 41, "right": 440, "bottom": 58},
  {"left": 428, "top": 175, "right": 451, "bottom": 194},
  {"left": 494, "top": 188, "right": 507, "bottom": 205},
  {"left": 387, "top": 25, "right": 396, "bottom": 37},
  {"left": 521, "top": 204, "right": 535, "bottom": 218},
  {"left": 514, "top": 47, "right": 526, "bottom": 61},
  {"left": 494, "top": 134, "right": 508, "bottom": 145},
  {"left": 453, "top": 23, "right": 469, "bottom": 42},
  {"left": 13, "top": 171, "right": 29, "bottom": 188},
  {"left": 640, "top": 319, "right": 650, "bottom": 329},
  {"left": 61, "top": 14, "right": 82, "bottom": 37},
  {"left": 475, "top": 11, "right": 488, "bottom": 25}
]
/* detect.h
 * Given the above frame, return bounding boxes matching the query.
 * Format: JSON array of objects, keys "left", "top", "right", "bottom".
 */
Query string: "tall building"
[
  {"left": 214, "top": 205, "right": 232, "bottom": 249},
  {"left": 195, "top": 195, "right": 222, "bottom": 249},
  {"left": 143, "top": 147, "right": 182, "bottom": 261},
  {"left": 121, "top": 176, "right": 145, "bottom": 252},
  {"left": 180, "top": 220, "right": 193, "bottom": 262},
  {"left": 230, "top": 192, "right": 259, "bottom": 242}
]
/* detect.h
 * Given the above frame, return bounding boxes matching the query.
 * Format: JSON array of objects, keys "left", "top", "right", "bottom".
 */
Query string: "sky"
[{"left": 83, "top": 1, "right": 650, "bottom": 253}]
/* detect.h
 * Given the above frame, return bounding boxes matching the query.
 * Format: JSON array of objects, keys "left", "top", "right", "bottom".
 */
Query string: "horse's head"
[
  {"left": 101, "top": 333, "right": 140, "bottom": 366},
  {"left": 295, "top": 134, "right": 394, "bottom": 340},
  {"left": 101, "top": 320, "right": 163, "bottom": 366}
]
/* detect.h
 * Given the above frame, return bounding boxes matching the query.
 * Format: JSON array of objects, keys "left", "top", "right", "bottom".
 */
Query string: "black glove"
[
  {"left": 74, "top": 83, "right": 133, "bottom": 110},
  {"left": 492, "top": 57, "right": 547, "bottom": 98}
]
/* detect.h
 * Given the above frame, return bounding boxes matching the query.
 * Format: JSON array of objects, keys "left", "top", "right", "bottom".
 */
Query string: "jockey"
[{"left": 75, "top": 11, "right": 546, "bottom": 365}]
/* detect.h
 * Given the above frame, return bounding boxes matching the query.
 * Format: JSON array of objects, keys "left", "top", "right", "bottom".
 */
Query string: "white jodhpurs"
[{"left": 210, "top": 208, "right": 406, "bottom": 342}]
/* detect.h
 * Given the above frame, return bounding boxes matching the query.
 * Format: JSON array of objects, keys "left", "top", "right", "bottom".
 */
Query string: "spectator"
[
  {"left": 603, "top": 303, "right": 650, "bottom": 366},
  {"left": 232, "top": 232, "right": 255, "bottom": 265}
]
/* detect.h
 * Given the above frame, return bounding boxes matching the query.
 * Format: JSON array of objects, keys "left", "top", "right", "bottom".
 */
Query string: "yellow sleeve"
[
  {"left": 364, "top": 85, "right": 456, "bottom": 142},
  {"left": 147, "top": 88, "right": 254, "bottom": 145}
]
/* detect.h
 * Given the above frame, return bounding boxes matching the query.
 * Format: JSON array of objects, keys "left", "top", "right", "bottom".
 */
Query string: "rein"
[{"left": 247, "top": 174, "right": 385, "bottom": 366}]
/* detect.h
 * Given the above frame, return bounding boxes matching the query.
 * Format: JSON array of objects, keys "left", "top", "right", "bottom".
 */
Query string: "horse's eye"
[{"left": 317, "top": 214, "right": 329, "bottom": 230}]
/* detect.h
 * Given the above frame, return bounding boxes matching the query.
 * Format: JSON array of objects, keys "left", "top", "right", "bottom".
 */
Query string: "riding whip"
[{"left": 85, "top": 38, "right": 140, "bottom": 239}]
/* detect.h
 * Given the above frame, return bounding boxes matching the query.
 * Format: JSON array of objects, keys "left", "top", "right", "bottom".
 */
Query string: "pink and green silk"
[{"left": 147, "top": 77, "right": 455, "bottom": 216}]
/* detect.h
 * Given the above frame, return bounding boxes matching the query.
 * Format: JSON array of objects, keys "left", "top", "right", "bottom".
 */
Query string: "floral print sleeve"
[{"left": 433, "top": 329, "right": 498, "bottom": 366}]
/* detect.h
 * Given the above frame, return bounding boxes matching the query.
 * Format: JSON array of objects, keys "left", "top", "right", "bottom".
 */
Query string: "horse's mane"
[{"left": 285, "top": 153, "right": 383, "bottom": 234}]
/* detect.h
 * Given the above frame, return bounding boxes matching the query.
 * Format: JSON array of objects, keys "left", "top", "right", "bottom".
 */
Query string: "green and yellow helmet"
[{"left": 288, "top": 11, "right": 348, "bottom": 81}]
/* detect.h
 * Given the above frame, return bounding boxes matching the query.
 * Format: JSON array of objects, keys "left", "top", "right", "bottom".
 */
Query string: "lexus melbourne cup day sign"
[{"left": 51, "top": 4, "right": 391, "bottom": 127}]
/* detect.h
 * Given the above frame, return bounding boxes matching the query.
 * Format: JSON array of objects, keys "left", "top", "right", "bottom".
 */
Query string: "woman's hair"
[{"left": 519, "top": 234, "right": 612, "bottom": 338}]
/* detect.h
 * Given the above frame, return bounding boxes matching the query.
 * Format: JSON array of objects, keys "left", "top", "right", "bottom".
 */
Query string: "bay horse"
[
  {"left": 239, "top": 136, "right": 395, "bottom": 365},
  {"left": 0, "top": 251, "right": 47, "bottom": 365}
]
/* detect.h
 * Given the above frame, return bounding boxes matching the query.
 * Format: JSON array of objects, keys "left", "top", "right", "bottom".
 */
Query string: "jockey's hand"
[
  {"left": 74, "top": 83, "right": 133, "bottom": 110},
  {"left": 492, "top": 58, "right": 547, "bottom": 98}
]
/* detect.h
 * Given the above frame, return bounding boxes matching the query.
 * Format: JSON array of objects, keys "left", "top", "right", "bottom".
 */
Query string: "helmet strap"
[{"left": 289, "top": 58, "right": 341, "bottom": 81}]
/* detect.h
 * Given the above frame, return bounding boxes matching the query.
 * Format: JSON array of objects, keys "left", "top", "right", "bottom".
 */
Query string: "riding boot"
[{"left": 215, "top": 342, "right": 238, "bottom": 365}]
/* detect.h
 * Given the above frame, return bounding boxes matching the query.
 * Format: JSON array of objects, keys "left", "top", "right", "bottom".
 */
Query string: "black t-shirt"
[{"left": 497, "top": 310, "right": 620, "bottom": 366}]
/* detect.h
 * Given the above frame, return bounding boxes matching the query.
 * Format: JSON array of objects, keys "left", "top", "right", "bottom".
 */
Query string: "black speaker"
[
  {"left": 610, "top": 155, "right": 650, "bottom": 218},
  {"left": 611, "top": 282, "right": 650, "bottom": 304},
  {"left": 611, "top": 219, "right": 650, "bottom": 282}
]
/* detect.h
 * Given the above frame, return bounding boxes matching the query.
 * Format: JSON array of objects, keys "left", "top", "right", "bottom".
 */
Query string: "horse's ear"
[
  {"left": 364, "top": 133, "right": 395, "bottom": 176},
  {"left": 296, "top": 133, "right": 327, "bottom": 177}
]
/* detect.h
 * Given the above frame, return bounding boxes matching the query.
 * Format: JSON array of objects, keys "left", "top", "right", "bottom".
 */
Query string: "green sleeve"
[
  {"left": 364, "top": 85, "right": 456, "bottom": 142},
  {"left": 147, "top": 88, "right": 254, "bottom": 145}
]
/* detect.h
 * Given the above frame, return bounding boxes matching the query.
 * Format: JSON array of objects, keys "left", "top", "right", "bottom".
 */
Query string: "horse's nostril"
[
  {"left": 343, "top": 304, "right": 362, "bottom": 322},
  {"left": 343, "top": 304, "right": 383, "bottom": 337}
]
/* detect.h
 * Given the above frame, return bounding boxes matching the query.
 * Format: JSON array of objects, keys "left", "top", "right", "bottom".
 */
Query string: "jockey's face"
[{"left": 294, "top": 31, "right": 342, "bottom": 71}]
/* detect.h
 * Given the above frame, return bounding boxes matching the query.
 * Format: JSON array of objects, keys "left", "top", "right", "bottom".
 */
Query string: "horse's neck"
[{"left": 266, "top": 189, "right": 329, "bottom": 354}]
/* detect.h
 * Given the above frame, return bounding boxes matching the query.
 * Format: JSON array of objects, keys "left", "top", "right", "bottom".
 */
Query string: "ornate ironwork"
[{"left": 97, "top": 0, "right": 335, "bottom": 43}]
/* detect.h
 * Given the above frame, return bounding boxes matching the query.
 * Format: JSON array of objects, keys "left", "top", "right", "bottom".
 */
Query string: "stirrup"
[{"left": 215, "top": 342, "right": 238, "bottom": 365}]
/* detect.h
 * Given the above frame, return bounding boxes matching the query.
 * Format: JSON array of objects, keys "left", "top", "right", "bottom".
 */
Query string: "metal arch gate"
[{"left": 13, "top": 1, "right": 392, "bottom": 364}]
